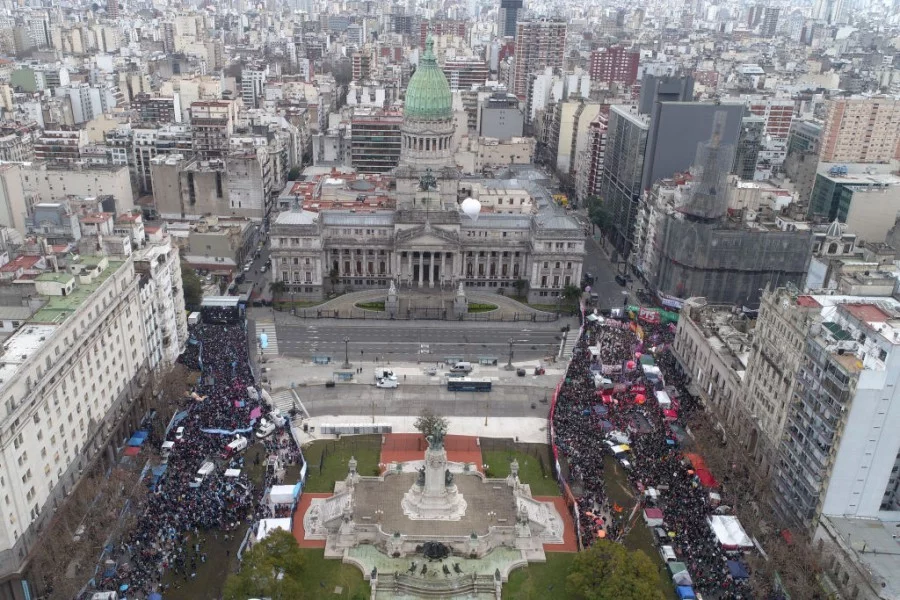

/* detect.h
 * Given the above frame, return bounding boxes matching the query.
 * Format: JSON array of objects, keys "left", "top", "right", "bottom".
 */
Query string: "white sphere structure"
[{"left": 461, "top": 197, "right": 482, "bottom": 222}]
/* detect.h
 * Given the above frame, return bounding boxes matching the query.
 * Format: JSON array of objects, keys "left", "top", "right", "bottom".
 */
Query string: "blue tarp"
[
  {"left": 260, "top": 332, "right": 268, "bottom": 349},
  {"left": 676, "top": 586, "right": 697, "bottom": 599},
  {"left": 132, "top": 430, "right": 149, "bottom": 440},
  {"left": 149, "top": 594, "right": 163, "bottom": 600},
  {"left": 727, "top": 560, "right": 750, "bottom": 580},
  {"left": 593, "top": 404, "right": 609, "bottom": 415},
  {"left": 127, "top": 436, "right": 146, "bottom": 447},
  {"left": 598, "top": 420, "right": 614, "bottom": 431}
]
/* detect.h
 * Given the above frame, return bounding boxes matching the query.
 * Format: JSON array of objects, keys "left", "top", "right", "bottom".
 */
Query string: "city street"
[
  {"left": 273, "top": 320, "right": 570, "bottom": 362},
  {"left": 582, "top": 232, "right": 636, "bottom": 310},
  {"left": 293, "top": 383, "right": 552, "bottom": 420}
]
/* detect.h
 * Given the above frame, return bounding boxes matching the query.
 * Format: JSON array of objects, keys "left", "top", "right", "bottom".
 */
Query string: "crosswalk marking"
[{"left": 255, "top": 318, "right": 279, "bottom": 356}]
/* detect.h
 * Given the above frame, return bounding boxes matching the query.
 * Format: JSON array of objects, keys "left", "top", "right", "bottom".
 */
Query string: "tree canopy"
[
  {"left": 223, "top": 530, "right": 306, "bottom": 600},
  {"left": 566, "top": 540, "right": 666, "bottom": 600},
  {"left": 181, "top": 262, "right": 203, "bottom": 309},
  {"left": 414, "top": 408, "right": 449, "bottom": 441}
]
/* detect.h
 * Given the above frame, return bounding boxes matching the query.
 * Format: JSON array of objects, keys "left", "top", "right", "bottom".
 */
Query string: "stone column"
[
  {"left": 431, "top": 253, "right": 437, "bottom": 288},
  {"left": 418, "top": 251, "right": 424, "bottom": 287},
  {"left": 474, "top": 252, "right": 480, "bottom": 279}
]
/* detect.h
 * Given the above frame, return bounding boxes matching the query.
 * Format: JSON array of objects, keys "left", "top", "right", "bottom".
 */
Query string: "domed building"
[
  {"left": 395, "top": 36, "right": 460, "bottom": 212},
  {"left": 268, "top": 37, "right": 586, "bottom": 302}
]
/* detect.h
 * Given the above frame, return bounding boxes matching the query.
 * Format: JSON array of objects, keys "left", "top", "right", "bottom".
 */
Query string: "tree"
[
  {"left": 566, "top": 540, "right": 665, "bottom": 600},
  {"left": 414, "top": 408, "right": 449, "bottom": 441},
  {"left": 181, "top": 262, "right": 202, "bottom": 308},
  {"left": 223, "top": 529, "right": 306, "bottom": 600},
  {"left": 561, "top": 284, "right": 583, "bottom": 310},
  {"left": 269, "top": 280, "right": 287, "bottom": 302},
  {"left": 588, "top": 200, "right": 611, "bottom": 233},
  {"left": 512, "top": 279, "right": 529, "bottom": 299}
]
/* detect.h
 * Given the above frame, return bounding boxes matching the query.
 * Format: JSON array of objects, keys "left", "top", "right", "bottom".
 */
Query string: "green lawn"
[
  {"left": 602, "top": 455, "right": 675, "bottom": 599},
  {"left": 355, "top": 301, "right": 386, "bottom": 311},
  {"left": 482, "top": 448, "right": 560, "bottom": 496},
  {"left": 297, "top": 548, "right": 370, "bottom": 599},
  {"left": 467, "top": 302, "right": 498, "bottom": 313},
  {"left": 503, "top": 552, "right": 575, "bottom": 599},
  {"left": 302, "top": 436, "right": 382, "bottom": 492}
]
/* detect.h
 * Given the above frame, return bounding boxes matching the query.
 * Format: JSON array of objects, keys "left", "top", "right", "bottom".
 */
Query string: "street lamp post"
[
  {"left": 343, "top": 336, "right": 351, "bottom": 369},
  {"left": 506, "top": 338, "right": 514, "bottom": 370}
]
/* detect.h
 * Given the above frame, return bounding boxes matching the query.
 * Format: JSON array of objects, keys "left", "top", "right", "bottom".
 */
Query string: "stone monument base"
[{"left": 401, "top": 482, "right": 467, "bottom": 521}]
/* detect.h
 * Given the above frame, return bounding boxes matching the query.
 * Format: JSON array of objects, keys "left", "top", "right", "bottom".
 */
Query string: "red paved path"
[
  {"left": 380, "top": 433, "right": 483, "bottom": 473},
  {"left": 292, "top": 492, "right": 330, "bottom": 548},
  {"left": 537, "top": 496, "right": 578, "bottom": 552}
]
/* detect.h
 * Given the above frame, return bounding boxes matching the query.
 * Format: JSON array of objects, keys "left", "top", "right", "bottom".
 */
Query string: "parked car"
[
  {"left": 423, "top": 366, "right": 438, "bottom": 376},
  {"left": 615, "top": 274, "right": 627, "bottom": 286},
  {"left": 653, "top": 527, "right": 668, "bottom": 543},
  {"left": 376, "top": 377, "right": 399, "bottom": 389}
]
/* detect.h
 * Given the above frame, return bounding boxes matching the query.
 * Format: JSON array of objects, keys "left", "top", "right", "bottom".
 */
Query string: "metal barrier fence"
[{"left": 276, "top": 306, "right": 560, "bottom": 322}]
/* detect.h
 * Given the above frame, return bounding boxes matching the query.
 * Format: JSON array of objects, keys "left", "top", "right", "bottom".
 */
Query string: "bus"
[{"left": 447, "top": 378, "right": 492, "bottom": 392}]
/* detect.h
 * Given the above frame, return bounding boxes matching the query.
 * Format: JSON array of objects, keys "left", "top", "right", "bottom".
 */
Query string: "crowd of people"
[
  {"left": 553, "top": 311, "right": 753, "bottom": 599},
  {"left": 86, "top": 308, "right": 302, "bottom": 598}
]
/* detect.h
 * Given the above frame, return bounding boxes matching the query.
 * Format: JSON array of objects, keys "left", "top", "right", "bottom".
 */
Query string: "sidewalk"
[{"left": 260, "top": 354, "right": 565, "bottom": 389}]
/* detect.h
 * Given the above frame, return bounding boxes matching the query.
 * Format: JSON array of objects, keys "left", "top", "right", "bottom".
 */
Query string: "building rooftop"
[
  {"left": 820, "top": 515, "right": 900, "bottom": 600},
  {"left": 31, "top": 259, "right": 123, "bottom": 324},
  {"left": 0, "top": 256, "right": 42, "bottom": 273},
  {"left": 0, "top": 324, "right": 58, "bottom": 386}
]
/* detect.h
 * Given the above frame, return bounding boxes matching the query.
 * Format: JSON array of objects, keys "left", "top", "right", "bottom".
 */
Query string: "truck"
[{"left": 374, "top": 368, "right": 398, "bottom": 381}]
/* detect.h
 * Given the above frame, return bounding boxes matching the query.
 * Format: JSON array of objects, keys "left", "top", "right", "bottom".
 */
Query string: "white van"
[
  {"left": 660, "top": 545, "right": 677, "bottom": 563},
  {"left": 376, "top": 377, "right": 399, "bottom": 389},
  {"left": 256, "top": 418, "right": 277, "bottom": 439},
  {"left": 222, "top": 435, "right": 248, "bottom": 459},
  {"left": 450, "top": 362, "right": 473, "bottom": 374},
  {"left": 161, "top": 440, "right": 175, "bottom": 461},
  {"left": 374, "top": 368, "right": 397, "bottom": 381},
  {"left": 175, "top": 426, "right": 185, "bottom": 441}
]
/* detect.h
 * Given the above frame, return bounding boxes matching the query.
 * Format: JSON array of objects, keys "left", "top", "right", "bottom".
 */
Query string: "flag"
[{"left": 613, "top": 503, "right": 623, "bottom": 513}]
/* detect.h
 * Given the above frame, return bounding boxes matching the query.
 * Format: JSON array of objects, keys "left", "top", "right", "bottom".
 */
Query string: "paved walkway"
[{"left": 304, "top": 287, "right": 554, "bottom": 318}]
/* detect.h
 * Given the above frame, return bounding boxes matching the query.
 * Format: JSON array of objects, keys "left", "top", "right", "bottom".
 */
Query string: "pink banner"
[{"left": 250, "top": 407, "right": 262, "bottom": 419}]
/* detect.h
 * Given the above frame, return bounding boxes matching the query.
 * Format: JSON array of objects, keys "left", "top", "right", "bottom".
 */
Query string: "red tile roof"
[
  {"left": 0, "top": 255, "right": 41, "bottom": 272},
  {"left": 796, "top": 296, "right": 822, "bottom": 308}
]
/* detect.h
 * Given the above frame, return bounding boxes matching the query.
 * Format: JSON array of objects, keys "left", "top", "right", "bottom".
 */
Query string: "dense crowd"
[
  {"left": 553, "top": 312, "right": 752, "bottom": 599},
  {"left": 87, "top": 310, "right": 301, "bottom": 598}
]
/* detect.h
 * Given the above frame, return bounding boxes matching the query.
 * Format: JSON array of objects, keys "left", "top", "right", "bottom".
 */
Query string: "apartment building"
[
  {"left": 442, "top": 57, "right": 490, "bottom": 93},
  {"left": 589, "top": 46, "right": 640, "bottom": 87},
  {"left": 512, "top": 19, "right": 567, "bottom": 98},
  {"left": 133, "top": 239, "right": 188, "bottom": 370},
  {"left": 819, "top": 97, "right": 900, "bottom": 163},
  {"left": 33, "top": 129, "right": 88, "bottom": 164},
  {"left": 774, "top": 298, "right": 900, "bottom": 529},
  {"left": 349, "top": 110, "right": 403, "bottom": 173},
  {"left": 0, "top": 248, "right": 184, "bottom": 593},
  {"left": 190, "top": 100, "right": 237, "bottom": 160}
]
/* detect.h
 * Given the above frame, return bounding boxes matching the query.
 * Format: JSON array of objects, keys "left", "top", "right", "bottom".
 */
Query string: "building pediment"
[{"left": 395, "top": 224, "right": 459, "bottom": 248}]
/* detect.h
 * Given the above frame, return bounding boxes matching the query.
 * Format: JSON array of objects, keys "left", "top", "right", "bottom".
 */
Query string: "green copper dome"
[{"left": 404, "top": 36, "right": 452, "bottom": 121}]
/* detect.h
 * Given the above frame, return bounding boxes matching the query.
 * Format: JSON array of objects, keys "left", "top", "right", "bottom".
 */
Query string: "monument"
[
  {"left": 386, "top": 280, "right": 399, "bottom": 318},
  {"left": 453, "top": 282, "right": 468, "bottom": 318},
  {"left": 302, "top": 424, "right": 567, "bottom": 598},
  {"left": 400, "top": 422, "right": 467, "bottom": 520}
]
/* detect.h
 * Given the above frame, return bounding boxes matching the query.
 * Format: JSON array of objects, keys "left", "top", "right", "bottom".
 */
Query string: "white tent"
[
  {"left": 269, "top": 484, "right": 296, "bottom": 505},
  {"left": 255, "top": 517, "right": 292, "bottom": 541},
  {"left": 225, "top": 468, "right": 241, "bottom": 478},
  {"left": 708, "top": 515, "right": 753, "bottom": 550}
]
